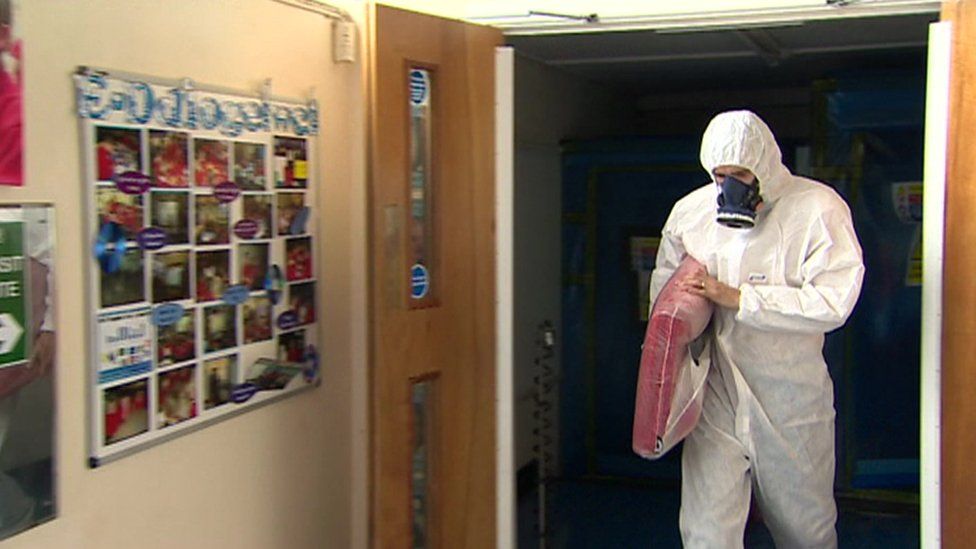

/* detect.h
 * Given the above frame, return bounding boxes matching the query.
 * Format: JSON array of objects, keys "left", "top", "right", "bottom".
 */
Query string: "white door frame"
[
  {"left": 495, "top": 45, "right": 516, "bottom": 549},
  {"left": 492, "top": 8, "right": 948, "bottom": 549}
]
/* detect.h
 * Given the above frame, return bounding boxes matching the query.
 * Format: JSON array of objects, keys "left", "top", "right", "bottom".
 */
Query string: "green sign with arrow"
[{"left": 0, "top": 221, "right": 28, "bottom": 369}]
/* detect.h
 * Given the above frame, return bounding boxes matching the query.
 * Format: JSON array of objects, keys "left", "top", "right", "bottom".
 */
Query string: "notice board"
[{"left": 74, "top": 69, "right": 321, "bottom": 465}]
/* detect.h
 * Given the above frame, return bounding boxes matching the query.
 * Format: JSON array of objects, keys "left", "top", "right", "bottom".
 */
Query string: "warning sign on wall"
[{"left": 0, "top": 221, "right": 29, "bottom": 368}]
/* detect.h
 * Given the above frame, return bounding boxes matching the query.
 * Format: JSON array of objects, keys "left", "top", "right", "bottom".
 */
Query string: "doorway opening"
[{"left": 507, "top": 10, "right": 937, "bottom": 547}]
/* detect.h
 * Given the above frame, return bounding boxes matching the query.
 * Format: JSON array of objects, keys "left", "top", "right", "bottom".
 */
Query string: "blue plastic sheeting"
[
  {"left": 829, "top": 79, "right": 924, "bottom": 488},
  {"left": 561, "top": 138, "right": 704, "bottom": 479},
  {"left": 826, "top": 72, "right": 925, "bottom": 130}
]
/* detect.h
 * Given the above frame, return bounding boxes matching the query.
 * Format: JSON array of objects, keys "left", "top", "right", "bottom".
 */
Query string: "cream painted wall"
[{"left": 1, "top": 1, "right": 368, "bottom": 548}]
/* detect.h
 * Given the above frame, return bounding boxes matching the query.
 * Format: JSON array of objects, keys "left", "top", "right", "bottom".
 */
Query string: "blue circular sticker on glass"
[
  {"left": 410, "top": 263, "right": 429, "bottom": 300},
  {"left": 114, "top": 171, "right": 151, "bottom": 195},
  {"left": 222, "top": 284, "right": 249, "bottom": 305},
  {"left": 137, "top": 227, "right": 168, "bottom": 250},
  {"left": 152, "top": 303, "right": 185, "bottom": 326},
  {"left": 409, "top": 69, "right": 429, "bottom": 106},
  {"left": 277, "top": 310, "right": 299, "bottom": 331},
  {"left": 231, "top": 382, "right": 258, "bottom": 404}
]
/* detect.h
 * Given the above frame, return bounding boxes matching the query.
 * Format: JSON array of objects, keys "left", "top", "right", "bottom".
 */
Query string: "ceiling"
[{"left": 506, "top": 12, "right": 938, "bottom": 94}]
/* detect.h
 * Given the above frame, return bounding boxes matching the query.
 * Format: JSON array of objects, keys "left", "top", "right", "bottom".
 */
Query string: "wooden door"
[
  {"left": 368, "top": 5, "right": 502, "bottom": 547},
  {"left": 940, "top": 1, "right": 976, "bottom": 546}
]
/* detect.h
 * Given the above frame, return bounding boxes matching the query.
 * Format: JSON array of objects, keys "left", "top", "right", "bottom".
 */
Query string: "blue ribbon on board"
[
  {"left": 303, "top": 344, "right": 319, "bottom": 383},
  {"left": 93, "top": 221, "right": 128, "bottom": 274},
  {"left": 265, "top": 264, "right": 284, "bottom": 304}
]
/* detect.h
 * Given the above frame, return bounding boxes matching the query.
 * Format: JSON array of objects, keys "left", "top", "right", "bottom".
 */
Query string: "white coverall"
[{"left": 648, "top": 111, "right": 864, "bottom": 548}]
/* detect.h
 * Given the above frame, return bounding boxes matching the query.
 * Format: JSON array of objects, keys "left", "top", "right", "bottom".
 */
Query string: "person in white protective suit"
[{"left": 647, "top": 110, "right": 864, "bottom": 548}]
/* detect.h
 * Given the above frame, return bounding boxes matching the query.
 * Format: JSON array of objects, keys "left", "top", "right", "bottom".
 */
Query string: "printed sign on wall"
[
  {"left": 0, "top": 205, "right": 57, "bottom": 542},
  {"left": 0, "top": 221, "right": 28, "bottom": 367},
  {"left": 75, "top": 70, "right": 322, "bottom": 466}
]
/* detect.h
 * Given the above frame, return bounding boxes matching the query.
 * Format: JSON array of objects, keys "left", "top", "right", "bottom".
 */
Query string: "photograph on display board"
[
  {"left": 194, "top": 195, "right": 229, "bottom": 245},
  {"left": 103, "top": 378, "right": 149, "bottom": 445},
  {"left": 243, "top": 295, "right": 273, "bottom": 344},
  {"left": 242, "top": 194, "right": 272, "bottom": 239},
  {"left": 273, "top": 136, "right": 307, "bottom": 188},
  {"left": 289, "top": 281, "right": 315, "bottom": 326},
  {"left": 238, "top": 243, "right": 268, "bottom": 291},
  {"left": 97, "top": 187, "right": 143, "bottom": 239},
  {"left": 149, "top": 130, "right": 189, "bottom": 188},
  {"left": 286, "top": 236, "right": 312, "bottom": 281},
  {"left": 203, "top": 354, "right": 237, "bottom": 410},
  {"left": 151, "top": 251, "right": 190, "bottom": 303},
  {"left": 276, "top": 192, "right": 304, "bottom": 236},
  {"left": 193, "top": 138, "right": 229, "bottom": 187},
  {"left": 234, "top": 142, "right": 266, "bottom": 191},
  {"left": 100, "top": 248, "right": 145, "bottom": 308},
  {"left": 158, "top": 364, "right": 197, "bottom": 428},
  {"left": 95, "top": 126, "right": 142, "bottom": 182},
  {"left": 0, "top": 0, "right": 23, "bottom": 186},
  {"left": 149, "top": 190, "right": 189, "bottom": 245},
  {"left": 97, "top": 307, "right": 153, "bottom": 384},
  {"left": 203, "top": 304, "right": 237, "bottom": 354},
  {"left": 277, "top": 329, "right": 305, "bottom": 363},
  {"left": 245, "top": 358, "right": 302, "bottom": 391},
  {"left": 157, "top": 310, "right": 195, "bottom": 366},
  {"left": 195, "top": 249, "right": 229, "bottom": 302}
]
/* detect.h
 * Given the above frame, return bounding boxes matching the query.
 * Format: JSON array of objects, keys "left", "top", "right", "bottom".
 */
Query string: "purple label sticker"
[
  {"left": 277, "top": 310, "right": 299, "bottom": 331},
  {"left": 114, "top": 171, "right": 151, "bottom": 195},
  {"left": 234, "top": 219, "right": 259, "bottom": 239},
  {"left": 137, "top": 227, "right": 168, "bottom": 250},
  {"left": 214, "top": 181, "right": 241, "bottom": 203},
  {"left": 231, "top": 382, "right": 258, "bottom": 404},
  {"left": 152, "top": 303, "right": 185, "bottom": 326},
  {"left": 222, "top": 284, "right": 249, "bottom": 306}
]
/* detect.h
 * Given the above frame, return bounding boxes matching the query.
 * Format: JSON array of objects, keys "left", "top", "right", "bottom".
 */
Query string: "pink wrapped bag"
[{"left": 632, "top": 256, "right": 713, "bottom": 459}]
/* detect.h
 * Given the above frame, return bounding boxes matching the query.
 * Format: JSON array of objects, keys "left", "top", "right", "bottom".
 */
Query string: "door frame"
[
  {"left": 497, "top": 5, "right": 946, "bottom": 548},
  {"left": 360, "top": 4, "right": 950, "bottom": 548},
  {"left": 494, "top": 46, "right": 516, "bottom": 549}
]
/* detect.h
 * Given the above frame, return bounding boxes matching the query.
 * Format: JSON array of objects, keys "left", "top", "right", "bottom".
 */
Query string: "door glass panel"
[
  {"left": 408, "top": 67, "right": 434, "bottom": 306},
  {"left": 411, "top": 377, "right": 436, "bottom": 548}
]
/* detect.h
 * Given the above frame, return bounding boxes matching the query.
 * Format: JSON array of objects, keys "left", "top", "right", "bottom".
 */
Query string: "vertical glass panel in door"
[
  {"left": 408, "top": 67, "right": 435, "bottom": 307},
  {"left": 411, "top": 377, "right": 436, "bottom": 548}
]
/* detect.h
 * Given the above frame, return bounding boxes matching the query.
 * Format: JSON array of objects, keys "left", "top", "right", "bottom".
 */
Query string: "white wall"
[
  {"left": 513, "top": 55, "right": 637, "bottom": 471},
  {"left": 2, "top": 1, "right": 367, "bottom": 547}
]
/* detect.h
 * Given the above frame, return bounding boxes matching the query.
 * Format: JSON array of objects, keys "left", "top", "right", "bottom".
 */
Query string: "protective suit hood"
[{"left": 700, "top": 110, "right": 791, "bottom": 204}]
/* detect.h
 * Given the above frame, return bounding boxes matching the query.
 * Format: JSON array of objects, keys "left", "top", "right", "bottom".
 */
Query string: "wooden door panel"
[
  {"left": 941, "top": 0, "right": 976, "bottom": 546},
  {"left": 369, "top": 5, "right": 502, "bottom": 548}
]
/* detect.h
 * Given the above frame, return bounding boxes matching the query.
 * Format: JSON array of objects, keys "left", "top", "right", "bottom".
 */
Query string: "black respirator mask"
[{"left": 716, "top": 175, "right": 763, "bottom": 229}]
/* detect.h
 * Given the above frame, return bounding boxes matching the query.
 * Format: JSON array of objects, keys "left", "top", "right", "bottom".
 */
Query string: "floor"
[{"left": 518, "top": 479, "right": 920, "bottom": 548}]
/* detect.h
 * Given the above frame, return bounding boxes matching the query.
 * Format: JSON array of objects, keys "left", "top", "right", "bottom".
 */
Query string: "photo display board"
[{"left": 74, "top": 70, "right": 321, "bottom": 465}]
